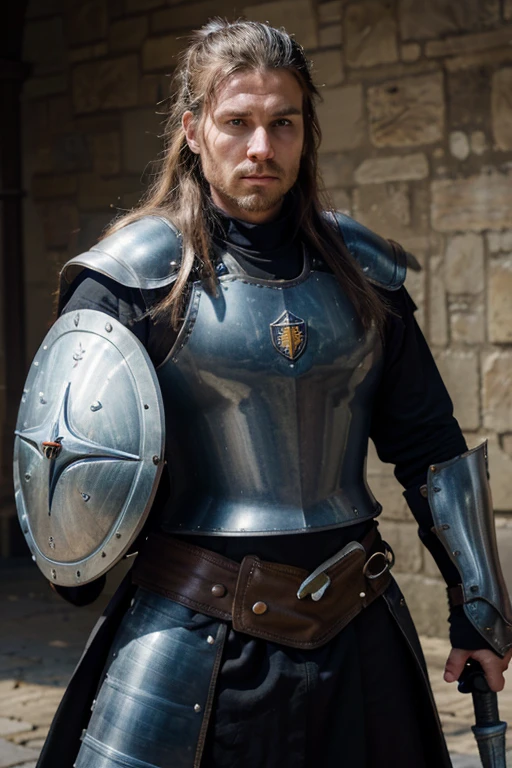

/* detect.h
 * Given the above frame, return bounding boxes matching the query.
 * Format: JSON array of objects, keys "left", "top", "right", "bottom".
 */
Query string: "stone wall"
[{"left": 14, "top": 0, "right": 512, "bottom": 634}]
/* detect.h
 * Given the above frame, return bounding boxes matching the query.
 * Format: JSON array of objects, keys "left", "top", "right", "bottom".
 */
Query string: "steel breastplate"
[{"left": 157, "top": 254, "right": 384, "bottom": 535}]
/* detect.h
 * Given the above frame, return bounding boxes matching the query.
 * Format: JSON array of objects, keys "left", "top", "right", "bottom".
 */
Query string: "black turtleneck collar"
[{"left": 210, "top": 192, "right": 303, "bottom": 280}]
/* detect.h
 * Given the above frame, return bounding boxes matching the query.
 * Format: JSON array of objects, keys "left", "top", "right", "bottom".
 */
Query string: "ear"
[{"left": 182, "top": 111, "right": 201, "bottom": 154}]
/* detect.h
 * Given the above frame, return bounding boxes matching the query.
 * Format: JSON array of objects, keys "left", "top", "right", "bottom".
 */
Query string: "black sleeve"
[{"left": 370, "top": 286, "right": 491, "bottom": 651}]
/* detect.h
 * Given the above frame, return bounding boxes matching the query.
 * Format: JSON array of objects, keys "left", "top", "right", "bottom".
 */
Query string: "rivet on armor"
[
  {"left": 90, "top": 401, "right": 102, "bottom": 412},
  {"left": 144, "top": 404, "right": 149, "bottom": 410},
  {"left": 81, "top": 493, "right": 91, "bottom": 502},
  {"left": 485, "top": 627, "right": 493, "bottom": 632},
  {"left": 34, "top": 361, "right": 39, "bottom": 367},
  {"left": 91, "top": 699, "right": 96, "bottom": 711},
  {"left": 352, "top": 507, "right": 359, "bottom": 516},
  {"left": 211, "top": 584, "right": 226, "bottom": 598},
  {"left": 76, "top": 570, "right": 81, "bottom": 577},
  {"left": 194, "top": 703, "right": 201, "bottom": 713},
  {"left": 399, "top": 598, "right": 405, "bottom": 607},
  {"left": 440, "top": 524, "right": 450, "bottom": 531},
  {"left": 433, "top": 486, "right": 441, "bottom": 493},
  {"left": 24, "top": 473, "right": 30, "bottom": 482},
  {"left": 74, "top": 314, "right": 80, "bottom": 327},
  {"left": 105, "top": 323, "right": 113, "bottom": 333},
  {"left": 43, "top": 345, "right": 48, "bottom": 350},
  {"left": 48, "top": 536, "right": 55, "bottom": 549},
  {"left": 207, "top": 635, "right": 215, "bottom": 645},
  {"left": 101, "top": 551, "right": 106, "bottom": 558},
  {"left": 419, "top": 485, "right": 428, "bottom": 498},
  {"left": 252, "top": 601, "right": 268, "bottom": 615},
  {"left": 359, "top": 592, "right": 366, "bottom": 599},
  {"left": 453, "top": 550, "right": 461, "bottom": 557},
  {"left": 51, "top": 569, "right": 57, "bottom": 579},
  {"left": 116, "top": 532, "right": 122, "bottom": 539},
  {"left": 470, "top": 585, "right": 479, "bottom": 593}
]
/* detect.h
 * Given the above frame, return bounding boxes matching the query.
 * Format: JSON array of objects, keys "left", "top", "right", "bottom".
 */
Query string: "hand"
[{"left": 444, "top": 647, "right": 512, "bottom": 692}]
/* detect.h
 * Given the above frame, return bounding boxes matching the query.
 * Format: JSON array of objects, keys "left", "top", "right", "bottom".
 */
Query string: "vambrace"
[{"left": 428, "top": 442, "right": 512, "bottom": 657}]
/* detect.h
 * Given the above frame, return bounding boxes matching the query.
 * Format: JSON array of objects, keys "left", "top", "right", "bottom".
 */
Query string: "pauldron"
[{"left": 428, "top": 442, "right": 512, "bottom": 657}]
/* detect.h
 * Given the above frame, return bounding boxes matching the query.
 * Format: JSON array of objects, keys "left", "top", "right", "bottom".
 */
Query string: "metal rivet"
[
  {"left": 194, "top": 703, "right": 201, "bottom": 713},
  {"left": 470, "top": 585, "right": 479, "bottom": 593},
  {"left": 433, "top": 486, "right": 441, "bottom": 493},
  {"left": 74, "top": 314, "right": 80, "bottom": 327},
  {"left": 105, "top": 323, "right": 112, "bottom": 332},
  {"left": 399, "top": 598, "right": 405, "bottom": 607},
  {"left": 453, "top": 550, "right": 461, "bottom": 556},
  {"left": 352, "top": 506, "right": 359, "bottom": 516},
  {"left": 207, "top": 635, "right": 215, "bottom": 645},
  {"left": 430, "top": 465, "right": 437, "bottom": 473},
  {"left": 51, "top": 569, "right": 57, "bottom": 579},
  {"left": 144, "top": 404, "right": 149, "bottom": 410},
  {"left": 91, "top": 699, "right": 96, "bottom": 711},
  {"left": 101, "top": 551, "right": 106, "bottom": 558},
  {"left": 81, "top": 493, "right": 90, "bottom": 502},
  {"left": 34, "top": 361, "right": 39, "bottom": 367},
  {"left": 252, "top": 601, "right": 268, "bottom": 615},
  {"left": 115, "top": 532, "right": 121, "bottom": 539},
  {"left": 440, "top": 524, "right": 450, "bottom": 531},
  {"left": 90, "top": 401, "right": 102, "bottom": 412},
  {"left": 76, "top": 570, "right": 81, "bottom": 577},
  {"left": 152, "top": 455, "right": 160, "bottom": 465},
  {"left": 24, "top": 473, "right": 31, "bottom": 482},
  {"left": 211, "top": 584, "right": 226, "bottom": 598},
  {"left": 419, "top": 485, "right": 428, "bottom": 498},
  {"left": 359, "top": 592, "right": 366, "bottom": 598},
  {"left": 485, "top": 627, "right": 493, "bottom": 632}
]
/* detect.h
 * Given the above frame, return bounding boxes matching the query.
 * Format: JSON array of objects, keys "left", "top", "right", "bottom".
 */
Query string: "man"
[{"left": 15, "top": 19, "right": 512, "bottom": 768}]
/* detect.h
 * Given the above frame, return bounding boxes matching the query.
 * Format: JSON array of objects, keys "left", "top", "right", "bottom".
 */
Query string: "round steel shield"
[{"left": 13, "top": 309, "right": 165, "bottom": 586}]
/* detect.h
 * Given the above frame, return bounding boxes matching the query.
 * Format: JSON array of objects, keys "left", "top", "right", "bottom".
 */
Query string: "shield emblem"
[
  {"left": 270, "top": 310, "right": 307, "bottom": 361},
  {"left": 13, "top": 309, "right": 165, "bottom": 586}
]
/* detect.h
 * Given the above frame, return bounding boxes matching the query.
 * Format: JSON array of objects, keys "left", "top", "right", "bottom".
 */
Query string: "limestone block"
[
  {"left": 399, "top": 0, "right": 480, "bottom": 41},
  {"left": 449, "top": 131, "right": 469, "bottom": 161},
  {"left": 69, "top": 43, "right": 108, "bottom": 63},
  {"left": 492, "top": 69, "right": 512, "bottom": 152},
  {"left": 318, "top": 153, "right": 355, "bottom": 188},
  {"left": 488, "top": 257, "right": 512, "bottom": 344},
  {"left": 444, "top": 234, "right": 484, "bottom": 295},
  {"left": 318, "top": 0, "right": 342, "bottom": 25},
  {"left": 482, "top": 351, "right": 512, "bottom": 432},
  {"left": 142, "top": 35, "right": 189, "bottom": 72},
  {"left": 344, "top": 1, "right": 398, "bottom": 69},
  {"left": 426, "top": 28, "right": 512, "bottom": 59},
  {"left": 317, "top": 84, "right": 365, "bottom": 153},
  {"left": 434, "top": 350, "right": 480, "bottom": 430},
  {"left": 431, "top": 173, "right": 512, "bottom": 232},
  {"left": 506, "top": 0, "right": 512, "bottom": 20},
  {"left": 487, "top": 230, "right": 512, "bottom": 253},
  {"left": 67, "top": 0, "right": 108, "bottom": 45},
  {"left": 53, "top": 134, "right": 92, "bottom": 173},
  {"left": 139, "top": 74, "right": 167, "bottom": 106},
  {"left": 78, "top": 173, "right": 141, "bottom": 211},
  {"left": 428, "top": 256, "right": 448, "bottom": 346},
  {"left": 401, "top": 43, "right": 420, "bottom": 63},
  {"left": 354, "top": 153, "right": 428, "bottom": 185},
  {"left": 503, "top": 434, "right": 512, "bottom": 457},
  {"left": 122, "top": 109, "right": 163, "bottom": 174},
  {"left": 478, "top": 434, "right": 512, "bottom": 513},
  {"left": 153, "top": 0, "right": 246, "bottom": 33},
  {"left": 125, "top": 0, "right": 163, "bottom": 10},
  {"left": 90, "top": 132, "right": 121, "bottom": 175},
  {"left": 394, "top": 573, "right": 448, "bottom": 638},
  {"left": 353, "top": 182, "right": 410, "bottom": 242},
  {"left": 404, "top": 267, "right": 426, "bottom": 330},
  {"left": 370, "top": 476, "right": 410, "bottom": 522},
  {"left": 243, "top": 0, "right": 318, "bottom": 50},
  {"left": 329, "top": 188, "right": 351, "bottom": 214},
  {"left": 72, "top": 56, "right": 139, "bottom": 113},
  {"left": 23, "top": 75, "right": 67, "bottom": 100},
  {"left": 110, "top": 16, "right": 149, "bottom": 52},
  {"left": 23, "top": 18, "right": 66, "bottom": 75},
  {"left": 76, "top": 212, "right": 115, "bottom": 252},
  {"left": 470, "top": 130, "right": 488, "bottom": 155},
  {"left": 311, "top": 50, "right": 344, "bottom": 88},
  {"left": 496, "top": 518, "right": 512, "bottom": 589},
  {"left": 377, "top": 520, "right": 422, "bottom": 573},
  {"left": 31, "top": 174, "right": 77, "bottom": 199},
  {"left": 367, "top": 73, "right": 444, "bottom": 148},
  {"left": 38, "top": 201, "right": 80, "bottom": 251},
  {"left": 319, "top": 24, "right": 342, "bottom": 48},
  {"left": 450, "top": 301, "right": 485, "bottom": 345}
]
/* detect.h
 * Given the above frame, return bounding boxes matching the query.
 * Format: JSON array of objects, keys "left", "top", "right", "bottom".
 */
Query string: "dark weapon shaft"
[{"left": 458, "top": 660, "right": 507, "bottom": 768}]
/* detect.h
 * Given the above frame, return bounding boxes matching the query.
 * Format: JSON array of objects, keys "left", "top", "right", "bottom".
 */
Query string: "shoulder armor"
[
  {"left": 60, "top": 215, "right": 182, "bottom": 298},
  {"left": 325, "top": 211, "right": 407, "bottom": 291}
]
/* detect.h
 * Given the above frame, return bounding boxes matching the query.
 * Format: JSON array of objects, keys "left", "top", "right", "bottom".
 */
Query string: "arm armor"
[{"left": 428, "top": 442, "right": 512, "bottom": 657}]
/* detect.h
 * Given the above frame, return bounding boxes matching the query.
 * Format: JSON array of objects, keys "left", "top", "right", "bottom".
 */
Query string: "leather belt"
[{"left": 132, "top": 529, "right": 394, "bottom": 650}]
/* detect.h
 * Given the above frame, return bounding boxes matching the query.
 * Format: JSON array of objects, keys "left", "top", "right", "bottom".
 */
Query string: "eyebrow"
[{"left": 217, "top": 106, "right": 303, "bottom": 119}]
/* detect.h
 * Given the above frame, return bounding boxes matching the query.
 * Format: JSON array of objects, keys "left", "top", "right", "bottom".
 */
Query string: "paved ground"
[{"left": 1, "top": 559, "right": 511, "bottom": 767}]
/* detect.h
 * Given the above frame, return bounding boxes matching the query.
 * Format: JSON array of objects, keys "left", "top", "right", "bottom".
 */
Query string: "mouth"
[{"left": 240, "top": 175, "right": 279, "bottom": 183}]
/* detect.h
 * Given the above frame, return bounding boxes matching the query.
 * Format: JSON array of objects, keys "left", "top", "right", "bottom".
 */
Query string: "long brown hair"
[{"left": 105, "top": 19, "right": 387, "bottom": 333}]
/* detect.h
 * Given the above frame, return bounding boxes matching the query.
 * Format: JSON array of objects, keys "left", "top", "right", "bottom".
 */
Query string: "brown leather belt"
[{"left": 132, "top": 529, "right": 394, "bottom": 650}]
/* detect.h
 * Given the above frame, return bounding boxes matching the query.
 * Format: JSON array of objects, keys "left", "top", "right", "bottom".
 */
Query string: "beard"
[{"left": 202, "top": 150, "right": 300, "bottom": 216}]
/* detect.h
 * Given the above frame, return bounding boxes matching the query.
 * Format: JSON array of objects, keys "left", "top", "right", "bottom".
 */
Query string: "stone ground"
[{"left": 0, "top": 559, "right": 511, "bottom": 768}]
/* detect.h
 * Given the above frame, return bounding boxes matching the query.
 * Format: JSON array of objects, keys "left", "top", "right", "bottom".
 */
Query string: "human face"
[{"left": 183, "top": 69, "right": 305, "bottom": 223}]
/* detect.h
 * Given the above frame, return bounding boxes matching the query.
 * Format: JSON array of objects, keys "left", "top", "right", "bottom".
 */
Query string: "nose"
[{"left": 247, "top": 127, "right": 274, "bottom": 161}]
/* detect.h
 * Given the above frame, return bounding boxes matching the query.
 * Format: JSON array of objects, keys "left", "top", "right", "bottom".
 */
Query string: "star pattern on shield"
[{"left": 15, "top": 381, "right": 140, "bottom": 514}]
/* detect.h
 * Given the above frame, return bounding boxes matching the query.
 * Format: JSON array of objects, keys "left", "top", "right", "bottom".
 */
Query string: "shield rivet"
[
  {"left": 152, "top": 455, "right": 160, "bottom": 465},
  {"left": 105, "top": 323, "right": 112, "bottom": 333},
  {"left": 90, "top": 401, "right": 102, "bottom": 412},
  {"left": 51, "top": 569, "right": 57, "bottom": 579},
  {"left": 252, "top": 601, "right": 268, "bottom": 615}
]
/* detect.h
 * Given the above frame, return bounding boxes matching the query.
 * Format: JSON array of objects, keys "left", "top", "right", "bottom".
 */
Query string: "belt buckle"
[{"left": 362, "top": 543, "right": 395, "bottom": 580}]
